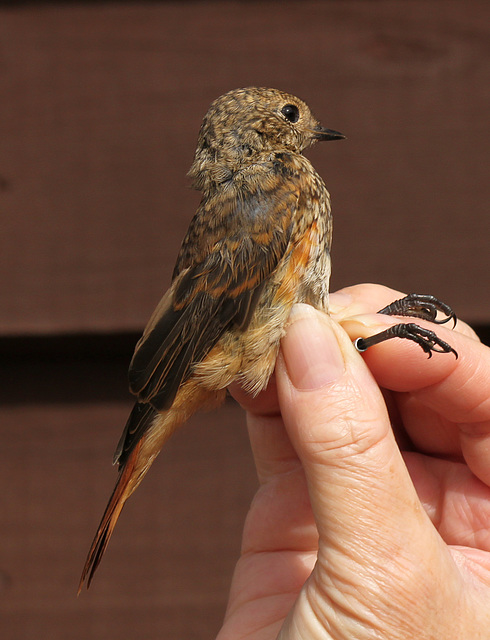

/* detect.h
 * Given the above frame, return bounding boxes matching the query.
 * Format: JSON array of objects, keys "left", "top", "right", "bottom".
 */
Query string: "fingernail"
[{"left": 282, "top": 305, "right": 345, "bottom": 390}]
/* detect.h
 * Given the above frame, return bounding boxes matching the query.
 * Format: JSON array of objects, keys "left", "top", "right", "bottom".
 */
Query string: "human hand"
[{"left": 218, "top": 284, "right": 490, "bottom": 639}]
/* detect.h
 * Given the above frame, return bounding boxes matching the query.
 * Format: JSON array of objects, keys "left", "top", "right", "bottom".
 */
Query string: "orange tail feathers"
[
  {"left": 78, "top": 386, "right": 224, "bottom": 593},
  {"left": 78, "top": 440, "right": 143, "bottom": 594}
]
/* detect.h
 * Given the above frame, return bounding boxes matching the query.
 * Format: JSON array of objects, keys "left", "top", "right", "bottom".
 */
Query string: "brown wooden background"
[{"left": 1, "top": 1, "right": 489, "bottom": 638}]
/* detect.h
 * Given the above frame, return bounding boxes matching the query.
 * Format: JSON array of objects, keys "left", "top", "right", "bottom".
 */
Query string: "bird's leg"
[
  {"left": 354, "top": 293, "right": 458, "bottom": 359},
  {"left": 377, "top": 293, "right": 457, "bottom": 327}
]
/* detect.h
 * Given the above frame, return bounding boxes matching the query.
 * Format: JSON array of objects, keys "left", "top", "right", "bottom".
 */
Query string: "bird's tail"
[
  {"left": 77, "top": 439, "right": 145, "bottom": 594},
  {"left": 78, "top": 384, "right": 224, "bottom": 593},
  {"left": 78, "top": 401, "right": 180, "bottom": 593}
]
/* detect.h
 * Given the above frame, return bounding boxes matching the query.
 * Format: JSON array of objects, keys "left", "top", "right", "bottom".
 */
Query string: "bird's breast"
[{"left": 191, "top": 157, "right": 332, "bottom": 396}]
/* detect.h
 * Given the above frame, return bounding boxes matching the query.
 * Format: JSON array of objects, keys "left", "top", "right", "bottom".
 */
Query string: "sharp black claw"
[
  {"left": 354, "top": 323, "right": 458, "bottom": 359},
  {"left": 354, "top": 294, "right": 458, "bottom": 358},
  {"left": 377, "top": 293, "right": 457, "bottom": 328}
]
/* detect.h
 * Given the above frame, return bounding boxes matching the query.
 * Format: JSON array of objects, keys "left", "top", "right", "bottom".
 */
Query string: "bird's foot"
[{"left": 354, "top": 293, "right": 458, "bottom": 359}]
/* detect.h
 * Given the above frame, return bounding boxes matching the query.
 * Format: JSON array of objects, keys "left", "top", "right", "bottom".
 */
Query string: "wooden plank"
[
  {"left": 0, "top": 346, "right": 257, "bottom": 638},
  {"left": 1, "top": 0, "right": 488, "bottom": 333},
  {"left": 0, "top": 395, "right": 255, "bottom": 639}
]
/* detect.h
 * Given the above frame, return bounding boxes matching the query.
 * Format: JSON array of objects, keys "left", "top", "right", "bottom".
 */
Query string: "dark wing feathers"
[
  {"left": 119, "top": 163, "right": 299, "bottom": 463},
  {"left": 113, "top": 402, "right": 157, "bottom": 468},
  {"left": 129, "top": 292, "right": 238, "bottom": 411}
]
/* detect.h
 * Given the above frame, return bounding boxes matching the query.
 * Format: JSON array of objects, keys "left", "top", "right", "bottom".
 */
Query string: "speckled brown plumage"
[{"left": 78, "top": 87, "right": 344, "bottom": 591}]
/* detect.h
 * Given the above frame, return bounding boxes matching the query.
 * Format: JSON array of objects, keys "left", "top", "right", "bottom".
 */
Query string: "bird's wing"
[
  {"left": 128, "top": 174, "right": 299, "bottom": 411},
  {"left": 133, "top": 165, "right": 300, "bottom": 400},
  {"left": 113, "top": 170, "right": 300, "bottom": 467}
]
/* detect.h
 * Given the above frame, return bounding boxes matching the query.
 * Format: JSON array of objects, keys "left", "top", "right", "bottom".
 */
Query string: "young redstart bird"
[{"left": 79, "top": 87, "right": 456, "bottom": 591}]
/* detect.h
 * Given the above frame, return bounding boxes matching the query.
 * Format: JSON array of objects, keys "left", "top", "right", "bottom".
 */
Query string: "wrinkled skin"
[{"left": 217, "top": 283, "right": 490, "bottom": 640}]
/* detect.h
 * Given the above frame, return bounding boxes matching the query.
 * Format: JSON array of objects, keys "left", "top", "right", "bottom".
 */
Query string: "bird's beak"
[{"left": 313, "top": 126, "right": 345, "bottom": 142}]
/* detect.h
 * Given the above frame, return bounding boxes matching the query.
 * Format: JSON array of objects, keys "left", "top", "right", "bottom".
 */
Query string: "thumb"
[{"left": 277, "top": 304, "right": 433, "bottom": 561}]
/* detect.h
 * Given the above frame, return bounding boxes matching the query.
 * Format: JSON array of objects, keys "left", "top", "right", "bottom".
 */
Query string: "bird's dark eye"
[{"left": 281, "top": 104, "right": 300, "bottom": 123}]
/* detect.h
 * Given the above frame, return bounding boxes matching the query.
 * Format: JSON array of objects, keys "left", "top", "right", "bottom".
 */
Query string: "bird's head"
[{"left": 188, "top": 87, "right": 344, "bottom": 189}]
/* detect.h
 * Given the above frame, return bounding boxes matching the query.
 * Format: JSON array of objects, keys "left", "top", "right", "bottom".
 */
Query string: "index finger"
[
  {"left": 341, "top": 311, "right": 490, "bottom": 486},
  {"left": 229, "top": 377, "right": 301, "bottom": 485}
]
